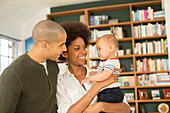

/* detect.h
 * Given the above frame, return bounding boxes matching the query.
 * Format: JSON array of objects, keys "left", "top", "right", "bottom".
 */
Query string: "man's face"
[{"left": 47, "top": 33, "right": 67, "bottom": 61}]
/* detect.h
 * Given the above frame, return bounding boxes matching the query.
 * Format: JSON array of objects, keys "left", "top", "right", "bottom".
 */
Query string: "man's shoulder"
[{"left": 7, "top": 54, "right": 28, "bottom": 70}]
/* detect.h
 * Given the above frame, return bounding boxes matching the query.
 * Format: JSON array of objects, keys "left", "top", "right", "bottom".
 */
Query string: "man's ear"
[{"left": 40, "top": 41, "right": 48, "bottom": 50}]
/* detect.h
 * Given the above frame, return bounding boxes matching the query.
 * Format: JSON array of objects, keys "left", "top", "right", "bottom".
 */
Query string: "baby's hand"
[
  {"left": 89, "top": 71, "right": 97, "bottom": 76},
  {"left": 81, "top": 77, "right": 91, "bottom": 84}
]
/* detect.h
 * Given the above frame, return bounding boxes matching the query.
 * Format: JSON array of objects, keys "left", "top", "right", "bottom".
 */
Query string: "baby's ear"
[{"left": 110, "top": 44, "right": 115, "bottom": 51}]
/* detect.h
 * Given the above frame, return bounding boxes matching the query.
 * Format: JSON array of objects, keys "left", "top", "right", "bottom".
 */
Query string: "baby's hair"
[{"left": 97, "top": 34, "right": 119, "bottom": 50}]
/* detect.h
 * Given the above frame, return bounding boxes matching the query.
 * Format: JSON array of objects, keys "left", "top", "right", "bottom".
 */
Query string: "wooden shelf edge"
[
  {"left": 136, "top": 70, "right": 170, "bottom": 74},
  {"left": 88, "top": 21, "right": 131, "bottom": 29},
  {"left": 134, "top": 35, "right": 167, "bottom": 40},
  {"left": 120, "top": 72, "right": 134, "bottom": 75},
  {"left": 135, "top": 52, "right": 168, "bottom": 57},
  {"left": 89, "top": 55, "right": 133, "bottom": 60},
  {"left": 121, "top": 86, "right": 135, "bottom": 89},
  {"left": 133, "top": 18, "right": 165, "bottom": 24},
  {"left": 137, "top": 85, "right": 170, "bottom": 88},
  {"left": 137, "top": 99, "right": 170, "bottom": 103},
  {"left": 90, "top": 37, "right": 132, "bottom": 43}
]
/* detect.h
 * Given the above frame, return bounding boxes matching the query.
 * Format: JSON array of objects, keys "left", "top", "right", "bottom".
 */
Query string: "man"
[{"left": 0, "top": 20, "right": 67, "bottom": 113}]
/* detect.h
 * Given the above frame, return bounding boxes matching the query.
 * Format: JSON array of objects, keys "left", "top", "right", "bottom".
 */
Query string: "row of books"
[
  {"left": 132, "top": 7, "right": 153, "bottom": 21},
  {"left": 154, "top": 11, "right": 165, "bottom": 19},
  {"left": 131, "top": 6, "right": 165, "bottom": 21},
  {"left": 119, "top": 76, "right": 135, "bottom": 87},
  {"left": 91, "top": 29, "right": 112, "bottom": 41},
  {"left": 133, "top": 23, "right": 166, "bottom": 38},
  {"left": 136, "top": 58, "right": 169, "bottom": 72},
  {"left": 89, "top": 15, "right": 109, "bottom": 25},
  {"left": 135, "top": 39, "right": 168, "bottom": 54},
  {"left": 110, "top": 26, "right": 124, "bottom": 39},
  {"left": 137, "top": 73, "right": 170, "bottom": 86}
]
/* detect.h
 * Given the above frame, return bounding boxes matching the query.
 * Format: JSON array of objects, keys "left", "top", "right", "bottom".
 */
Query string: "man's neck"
[{"left": 27, "top": 47, "right": 46, "bottom": 63}]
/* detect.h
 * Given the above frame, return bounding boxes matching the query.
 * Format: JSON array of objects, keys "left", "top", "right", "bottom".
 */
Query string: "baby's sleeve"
[{"left": 104, "top": 60, "right": 120, "bottom": 73}]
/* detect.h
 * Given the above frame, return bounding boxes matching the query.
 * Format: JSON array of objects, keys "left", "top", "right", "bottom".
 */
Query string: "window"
[{"left": 0, "top": 35, "right": 19, "bottom": 74}]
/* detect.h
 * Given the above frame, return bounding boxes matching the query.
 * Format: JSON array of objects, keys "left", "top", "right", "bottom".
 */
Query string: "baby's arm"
[{"left": 81, "top": 68, "right": 120, "bottom": 84}]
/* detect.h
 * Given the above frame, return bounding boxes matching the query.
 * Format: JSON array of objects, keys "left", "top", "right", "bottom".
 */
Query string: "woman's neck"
[{"left": 68, "top": 64, "right": 86, "bottom": 81}]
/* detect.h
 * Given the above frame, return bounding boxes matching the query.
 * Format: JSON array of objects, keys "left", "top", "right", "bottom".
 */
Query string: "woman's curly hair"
[
  {"left": 58, "top": 21, "right": 91, "bottom": 61},
  {"left": 60, "top": 21, "right": 91, "bottom": 49}
]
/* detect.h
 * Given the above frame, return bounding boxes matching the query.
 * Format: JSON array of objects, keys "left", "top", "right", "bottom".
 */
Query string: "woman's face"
[{"left": 67, "top": 37, "right": 87, "bottom": 66}]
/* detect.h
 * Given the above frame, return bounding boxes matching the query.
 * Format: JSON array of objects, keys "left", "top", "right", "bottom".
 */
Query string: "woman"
[{"left": 57, "top": 21, "right": 130, "bottom": 113}]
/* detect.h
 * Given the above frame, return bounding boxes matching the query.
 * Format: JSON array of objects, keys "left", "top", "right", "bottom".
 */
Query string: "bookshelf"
[{"left": 47, "top": 0, "right": 170, "bottom": 112}]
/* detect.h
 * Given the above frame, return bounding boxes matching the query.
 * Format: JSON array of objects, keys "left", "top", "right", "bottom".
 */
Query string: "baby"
[{"left": 81, "top": 34, "right": 124, "bottom": 103}]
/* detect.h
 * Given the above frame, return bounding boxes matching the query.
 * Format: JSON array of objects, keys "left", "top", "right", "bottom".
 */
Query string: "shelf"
[
  {"left": 90, "top": 55, "right": 133, "bottom": 60},
  {"left": 88, "top": 22, "right": 131, "bottom": 29},
  {"left": 134, "top": 35, "right": 167, "bottom": 40},
  {"left": 136, "top": 70, "right": 169, "bottom": 74},
  {"left": 137, "top": 85, "right": 170, "bottom": 88},
  {"left": 127, "top": 100, "right": 136, "bottom": 103},
  {"left": 135, "top": 52, "right": 168, "bottom": 57},
  {"left": 131, "top": 0, "right": 161, "bottom": 8},
  {"left": 90, "top": 37, "right": 132, "bottom": 44},
  {"left": 90, "top": 57, "right": 100, "bottom": 60},
  {"left": 117, "top": 55, "right": 133, "bottom": 58},
  {"left": 87, "top": 4, "right": 130, "bottom": 12},
  {"left": 47, "top": 9, "right": 85, "bottom": 19},
  {"left": 133, "top": 18, "right": 165, "bottom": 24},
  {"left": 137, "top": 99, "right": 170, "bottom": 103},
  {"left": 120, "top": 72, "right": 134, "bottom": 75},
  {"left": 118, "top": 37, "right": 132, "bottom": 42},
  {"left": 121, "top": 86, "right": 135, "bottom": 89}
]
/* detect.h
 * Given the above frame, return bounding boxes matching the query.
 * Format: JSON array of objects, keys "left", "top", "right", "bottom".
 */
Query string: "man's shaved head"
[{"left": 32, "top": 20, "right": 66, "bottom": 45}]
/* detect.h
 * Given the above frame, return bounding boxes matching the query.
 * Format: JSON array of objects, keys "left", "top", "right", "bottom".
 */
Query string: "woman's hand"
[
  {"left": 83, "top": 102, "right": 102, "bottom": 113},
  {"left": 95, "top": 68, "right": 120, "bottom": 89}
]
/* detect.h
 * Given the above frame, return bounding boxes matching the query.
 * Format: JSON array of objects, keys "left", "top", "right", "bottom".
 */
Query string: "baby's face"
[{"left": 96, "top": 39, "right": 111, "bottom": 60}]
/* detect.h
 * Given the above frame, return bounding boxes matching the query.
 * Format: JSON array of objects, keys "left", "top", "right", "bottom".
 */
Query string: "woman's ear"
[{"left": 62, "top": 52, "right": 68, "bottom": 59}]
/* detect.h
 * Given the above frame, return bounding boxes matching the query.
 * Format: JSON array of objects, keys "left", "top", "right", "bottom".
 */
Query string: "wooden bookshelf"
[
  {"left": 135, "top": 70, "right": 169, "bottom": 74},
  {"left": 88, "top": 21, "right": 131, "bottom": 29},
  {"left": 133, "top": 18, "right": 165, "bottom": 24},
  {"left": 137, "top": 85, "right": 170, "bottom": 88},
  {"left": 135, "top": 52, "right": 168, "bottom": 57},
  {"left": 47, "top": 0, "right": 170, "bottom": 112},
  {"left": 134, "top": 35, "right": 167, "bottom": 40},
  {"left": 137, "top": 99, "right": 170, "bottom": 103}
]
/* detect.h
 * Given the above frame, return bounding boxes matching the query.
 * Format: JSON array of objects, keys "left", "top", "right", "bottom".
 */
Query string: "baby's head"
[{"left": 96, "top": 34, "right": 119, "bottom": 60}]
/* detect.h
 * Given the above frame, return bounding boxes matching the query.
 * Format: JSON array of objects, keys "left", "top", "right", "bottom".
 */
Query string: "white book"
[
  {"left": 142, "top": 42, "right": 146, "bottom": 54},
  {"left": 141, "top": 25, "right": 146, "bottom": 37}
]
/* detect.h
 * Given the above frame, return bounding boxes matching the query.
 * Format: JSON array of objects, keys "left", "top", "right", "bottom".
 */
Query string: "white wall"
[
  {"left": 0, "top": 7, "right": 50, "bottom": 55},
  {"left": 0, "top": 13, "right": 22, "bottom": 40},
  {"left": 164, "top": 0, "right": 170, "bottom": 70},
  {"left": 18, "top": 7, "right": 50, "bottom": 55},
  {"left": 21, "top": 7, "right": 50, "bottom": 40}
]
